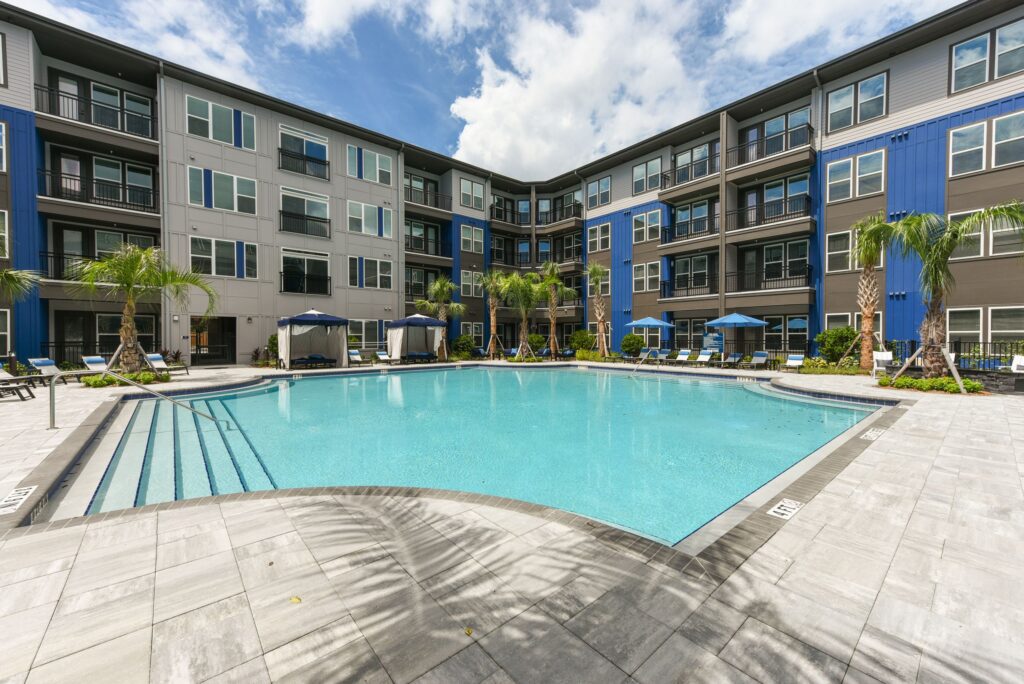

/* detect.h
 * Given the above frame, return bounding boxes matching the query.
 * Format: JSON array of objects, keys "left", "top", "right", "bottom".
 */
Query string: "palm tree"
[
  {"left": 586, "top": 263, "right": 610, "bottom": 357},
  {"left": 497, "top": 271, "right": 543, "bottom": 359},
  {"left": 0, "top": 268, "right": 40, "bottom": 302},
  {"left": 480, "top": 270, "right": 506, "bottom": 359},
  {"left": 883, "top": 203, "right": 1024, "bottom": 377},
  {"left": 70, "top": 245, "right": 217, "bottom": 373},
  {"left": 538, "top": 261, "right": 577, "bottom": 354},
  {"left": 852, "top": 212, "right": 896, "bottom": 371},
  {"left": 414, "top": 274, "right": 466, "bottom": 362}
]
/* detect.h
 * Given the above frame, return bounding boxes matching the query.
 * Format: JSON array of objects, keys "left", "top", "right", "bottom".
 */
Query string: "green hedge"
[
  {"left": 878, "top": 375, "right": 983, "bottom": 393},
  {"left": 82, "top": 371, "right": 171, "bottom": 388}
]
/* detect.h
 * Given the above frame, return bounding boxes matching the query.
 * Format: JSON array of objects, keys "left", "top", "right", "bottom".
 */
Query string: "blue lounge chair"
[
  {"left": 738, "top": 351, "right": 769, "bottom": 369},
  {"left": 538, "top": 347, "right": 552, "bottom": 358},
  {"left": 559, "top": 348, "right": 575, "bottom": 358},
  {"left": 471, "top": 347, "right": 486, "bottom": 358},
  {"left": 348, "top": 349, "right": 370, "bottom": 366},
  {"left": 669, "top": 349, "right": 692, "bottom": 364},
  {"left": 28, "top": 358, "right": 67, "bottom": 384},
  {"left": 782, "top": 354, "right": 805, "bottom": 372},
  {"left": 713, "top": 352, "right": 742, "bottom": 368},
  {"left": 655, "top": 348, "right": 671, "bottom": 364},
  {"left": 407, "top": 351, "right": 437, "bottom": 363},
  {"left": 505, "top": 347, "right": 519, "bottom": 357},
  {"left": 145, "top": 353, "right": 189, "bottom": 374},
  {"left": 688, "top": 349, "right": 714, "bottom": 366},
  {"left": 82, "top": 355, "right": 108, "bottom": 372}
]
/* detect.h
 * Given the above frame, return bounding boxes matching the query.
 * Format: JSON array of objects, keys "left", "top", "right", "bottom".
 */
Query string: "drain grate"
[
  {"left": 860, "top": 427, "right": 886, "bottom": 441},
  {"left": 766, "top": 498, "right": 804, "bottom": 520},
  {"left": 0, "top": 485, "right": 38, "bottom": 516}
]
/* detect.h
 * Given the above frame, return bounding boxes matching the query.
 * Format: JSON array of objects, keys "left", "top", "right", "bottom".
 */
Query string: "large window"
[
  {"left": 991, "top": 307, "right": 1024, "bottom": 343},
  {"left": 280, "top": 188, "right": 330, "bottom": 237},
  {"left": 952, "top": 33, "right": 991, "bottom": 92},
  {"left": 632, "top": 262, "right": 659, "bottom": 293},
  {"left": 632, "top": 158, "right": 661, "bottom": 194},
  {"left": 0, "top": 308, "right": 8, "bottom": 356},
  {"left": 631, "top": 209, "right": 661, "bottom": 243},
  {"left": 282, "top": 248, "right": 330, "bottom": 294},
  {"left": 0, "top": 210, "right": 6, "bottom": 259},
  {"left": 460, "top": 178, "right": 484, "bottom": 210},
  {"left": 349, "top": 320, "right": 380, "bottom": 349},
  {"left": 948, "top": 122, "right": 986, "bottom": 177},
  {"left": 587, "top": 271, "right": 610, "bottom": 297},
  {"left": 190, "top": 237, "right": 257, "bottom": 279},
  {"left": 854, "top": 312, "right": 883, "bottom": 341},
  {"left": 345, "top": 146, "right": 392, "bottom": 185},
  {"left": 461, "top": 225, "right": 484, "bottom": 253},
  {"left": 827, "top": 72, "right": 887, "bottom": 132},
  {"left": 98, "top": 314, "right": 154, "bottom": 354},
  {"left": 461, "top": 322, "right": 484, "bottom": 347},
  {"left": 825, "top": 313, "right": 851, "bottom": 330},
  {"left": 993, "top": 111, "right": 1024, "bottom": 168},
  {"left": 672, "top": 141, "right": 718, "bottom": 184},
  {"left": 364, "top": 258, "right": 392, "bottom": 289},
  {"left": 187, "top": 167, "right": 256, "bottom": 214},
  {"left": 949, "top": 210, "right": 983, "bottom": 259},
  {"left": 827, "top": 149, "right": 884, "bottom": 203},
  {"left": 947, "top": 308, "right": 982, "bottom": 345},
  {"left": 856, "top": 150, "right": 885, "bottom": 196},
  {"left": 279, "top": 126, "right": 329, "bottom": 179},
  {"left": 948, "top": 208, "right": 1024, "bottom": 258},
  {"left": 460, "top": 270, "right": 483, "bottom": 297},
  {"left": 826, "top": 232, "right": 852, "bottom": 272},
  {"left": 826, "top": 159, "right": 853, "bottom": 203},
  {"left": 951, "top": 18, "right": 1024, "bottom": 93},
  {"left": 96, "top": 230, "right": 153, "bottom": 259},
  {"left": 587, "top": 223, "right": 610, "bottom": 253},
  {"left": 347, "top": 201, "right": 392, "bottom": 237},
  {"left": 586, "top": 176, "right": 611, "bottom": 209},
  {"left": 991, "top": 213, "right": 1024, "bottom": 255},
  {"left": 185, "top": 95, "right": 255, "bottom": 149}
]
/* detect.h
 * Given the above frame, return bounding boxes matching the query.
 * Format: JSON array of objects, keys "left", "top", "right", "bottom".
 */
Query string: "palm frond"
[{"left": 0, "top": 268, "right": 41, "bottom": 301}]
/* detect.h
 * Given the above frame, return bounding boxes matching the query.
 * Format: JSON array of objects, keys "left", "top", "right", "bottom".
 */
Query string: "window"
[
  {"left": 632, "top": 209, "right": 661, "bottom": 243},
  {"left": 826, "top": 232, "right": 852, "bottom": 272},
  {"left": 349, "top": 320, "right": 380, "bottom": 349},
  {"left": 364, "top": 258, "right": 393, "bottom": 289},
  {"left": 856, "top": 150, "right": 885, "bottom": 196},
  {"left": 93, "top": 158, "right": 122, "bottom": 201},
  {"left": 672, "top": 141, "right": 718, "bottom": 184},
  {"left": 587, "top": 272, "right": 610, "bottom": 297},
  {"left": 190, "top": 237, "right": 257, "bottom": 278},
  {"left": 346, "top": 146, "right": 358, "bottom": 177},
  {"left": 98, "top": 314, "right": 154, "bottom": 354},
  {"left": 947, "top": 308, "right": 982, "bottom": 345},
  {"left": 949, "top": 210, "right": 983, "bottom": 259},
  {"left": 460, "top": 271, "right": 483, "bottom": 297},
  {"left": 991, "top": 213, "right": 1024, "bottom": 255},
  {"left": 187, "top": 167, "right": 256, "bottom": 214},
  {"left": 461, "top": 322, "right": 484, "bottom": 347},
  {"left": 827, "top": 73, "right": 887, "bottom": 132},
  {"left": 949, "top": 122, "right": 986, "bottom": 176},
  {"left": 0, "top": 122, "right": 6, "bottom": 172},
  {"left": 460, "top": 225, "right": 484, "bottom": 253},
  {"left": 952, "top": 33, "right": 990, "bottom": 92},
  {"left": 996, "top": 19, "right": 1024, "bottom": 79},
  {"left": 96, "top": 230, "right": 153, "bottom": 259},
  {"left": 0, "top": 308, "right": 8, "bottom": 357},
  {"left": 854, "top": 311, "right": 883, "bottom": 341},
  {"left": 632, "top": 262, "right": 658, "bottom": 293},
  {"left": 825, "top": 313, "right": 851, "bottom": 329},
  {"left": 348, "top": 257, "right": 359, "bottom": 287},
  {"left": 646, "top": 261, "right": 660, "bottom": 292},
  {"left": 491, "top": 235, "right": 505, "bottom": 262},
  {"left": 951, "top": 19, "right": 1024, "bottom": 93},
  {"left": 345, "top": 146, "right": 392, "bottom": 185},
  {"left": 279, "top": 126, "right": 328, "bottom": 179},
  {"left": 460, "top": 179, "right": 484, "bottom": 210},
  {"left": 185, "top": 95, "right": 254, "bottom": 150},
  {"left": 281, "top": 188, "right": 329, "bottom": 219},
  {"left": 826, "top": 159, "right": 852, "bottom": 202},
  {"left": 990, "top": 307, "right": 1024, "bottom": 342},
  {"left": 632, "top": 264, "right": 645, "bottom": 293},
  {"left": 0, "top": 34, "right": 6, "bottom": 88},
  {"left": 282, "top": 248, "right": 330, "bottom": 294},
  {"left": 587, "top": 176, "right": 611, "bottom": 209},
  {"left": 347, "top": 201, "right": 392, "bottom": 237},
  {"left": 587, "top": 223, "right": 610, "bottom": 253},
  {"left": 0, "top": 210, "right": 6, "bottom": 259},
  {"left": 632, "top": 158, "right": 661, "bottom": 194},
  {"left": 993, "top": 112, "right": 1024, "bottom": 168}
]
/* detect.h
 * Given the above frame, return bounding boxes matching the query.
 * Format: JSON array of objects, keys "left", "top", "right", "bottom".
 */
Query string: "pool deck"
[{"left": 0, "top": 363, "right": 1023, "bottom": 682}]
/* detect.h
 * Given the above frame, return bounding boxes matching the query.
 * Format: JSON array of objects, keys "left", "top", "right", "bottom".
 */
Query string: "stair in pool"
[{"left": 87, "top": 397, "right": 276, "bottom": 514}]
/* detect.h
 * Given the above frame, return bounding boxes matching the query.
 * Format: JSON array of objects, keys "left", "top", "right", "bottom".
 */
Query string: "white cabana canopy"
[
  {"left": 277, "top": 309, "right": 349, "bottom": 370},
  {"left": 385, "top": 314, "right": 445, "bottom": 360}
]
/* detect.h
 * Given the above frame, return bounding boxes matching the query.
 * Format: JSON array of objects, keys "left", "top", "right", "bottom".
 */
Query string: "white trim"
[
  {"left": 948, "top": 121, "right": 987, "bottom": 177},
  {"left": 587, "top": 222, "right": 611, "bottom": 253},
  {"left": 824, "top": 312, "right": 851, "bottom": 329},
  {"left": 994, "top": 19, "right": 1024, "bottom": 80},
  {"left": 362, "top": 257, "right": 393, "bottom": 290},
  {"left": 989, "top": 212, "right": 1024, "bottom": 255},
  {"left": 988, "top": 305, "right": 1024, "bottom": 343},
  {"left": 280, "top": 186, "right": 330, "bottom": 216},
  {"left": 855, "top": 149, "right": 885, "bottom": 197},
  {"left": 184, "top": 94, "right": 256, "bottom": 151},
  {"left": 188, "top": 235, "right": 259, "bottom": 280},
  {"left": 991, "top": 110, "right": 1024, "bottom": 169},
  {"left": 948, "top": 209, "right": 985, "bottom": 260},
  {"left": 825, "top": 158, "right": 853, "bottom": 203},
  {"left": 854, "top": 310, "right": 884, "bottom": 341},
  {"left": 0, "top": 209, "right": 7, "bottom": 260},
  {"left": 946, "top": 306, "right": 983, "bottom": 345},
  {"left": 951, "top": 32, "right": 990, "bottom": 93},
  {"left": 856, "top": 72, "right": 887, "bottom": 124},
  {"left": 825, "top": 230, "right": 853, "bottom": 273}
]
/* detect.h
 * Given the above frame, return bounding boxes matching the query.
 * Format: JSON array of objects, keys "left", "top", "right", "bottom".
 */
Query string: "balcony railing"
[
  {"left": 662, "top": 215, "right": 720, "bottom": 244},
  {"left": 726, "top": 195, "right": 812, "bottom": 232},
  {"left": 280, "top": 272, "right": 331, "bottom": 295},
  {"left": 659, "top": 277, "right": 718, "bottom": 298},
  {"left": 404, "top": 235, "right": 452, "bottom": 258},
  {"left": 34, "top": 84, "right": 157, "bottom": 140},
  {"left": 38, "top": 251, "right": 101, "bottom": 280},
  {"left": 490, "top": 205, "right": 530, "bottom": 225},
  {"left": 38, "top": 170, "right": 159, "bottom": 213},
  {"left": 404, "top": 186, "right": 453, "bottom": 211},
  {"left": 536, "top": 203, "right": 582, "bottom": 226},
  {"left": 660, "top": 154, "right": 720, "bottom": 189},
  {"left": 725, "top": 265, "right": 812, "bottom": 293},
  {"left": 280, "top": 211, "right": 331, "bottom": 239},
  {"left": 726, "top": 124, "right": 813, "bottom": 167},
  {"left": 42, "top": 341, "right": 163, "bottom": 367},
  {"left": 278, "top": 148, "right": 329, "bottom": 180},
  {"left": 537, "top": 297, "right": 583, "bottom": 309},
  {"left": 516, "top": 253, "right": 532, "bottom": 267}
]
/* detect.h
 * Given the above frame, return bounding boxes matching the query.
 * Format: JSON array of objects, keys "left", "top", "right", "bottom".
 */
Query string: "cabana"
[
  {"left": 386, "top": 314, "right": 446, "bottom": 362},
  {"left": 277, "top": 309, "right": 349, "bottom": 370}
]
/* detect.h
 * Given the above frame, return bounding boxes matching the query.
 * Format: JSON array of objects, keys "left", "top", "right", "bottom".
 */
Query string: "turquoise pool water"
[{"left": 89, "top": 367, "right": 873, "bottom": 544}]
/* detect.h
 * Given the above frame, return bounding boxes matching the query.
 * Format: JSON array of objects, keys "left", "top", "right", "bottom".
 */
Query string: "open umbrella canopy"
[
  {"left": 706, "top": 313, "right": 768, "bottom": 329},
  {"left": 624, "top": 316, "right": 674, "bottom": 329},
  {"left": 386, "top": 314, "right": 446, "bottom": 328},
  {"left": 277, "top": 309, "right": 348, "bottom": 327}
]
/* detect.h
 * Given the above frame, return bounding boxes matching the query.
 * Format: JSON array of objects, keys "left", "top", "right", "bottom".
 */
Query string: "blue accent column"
[
  {"left": 232, "top": 110, "right": 242, "bottom": 147},
  {"left": 357, "top": 257, "right": 365, "bottom": 288},
  {"left": 202, "top": 169, "right": 213, "bottom": 208},
  {"left": 234, "top": 242, "right": 245, "bottom": 278},
  {"left": 356, "top": 148, "right": 363, "bottom": 179},
  {"left": 377, "top": 206, "right": 384, "bottom": 237}
]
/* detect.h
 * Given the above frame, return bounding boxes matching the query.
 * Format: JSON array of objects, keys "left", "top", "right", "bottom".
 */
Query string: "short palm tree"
[
  {"left": 0, "top": 268, "right": 40, "bottom": 302},
  {"left": 497, "top": 271, "right": 543, "bottom": 359},
  {"left": 70, "top": 245, "right": 217, "bottom": 373},
  {"left": 852, "top": 212, "right": 896, "bottom": 370},
  {"left": 480, "top": 270, "right": 506, "bottom": 359},
  {"left": 538, "top": 261, "right": 577, "bottom": 354},
  {"left": 586, "top": 263, "right": 610, "bottom": 357},
  {"left": 414, "top": 274, "right": 466, "bottom": 362}
]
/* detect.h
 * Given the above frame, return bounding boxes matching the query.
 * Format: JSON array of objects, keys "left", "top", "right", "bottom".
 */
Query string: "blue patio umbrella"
[
  {"left": 624, "top": 316, "right": 674, "bottom": 330},
  {"left": 706, "top": 313, "right": 768, "bottom": 328}
]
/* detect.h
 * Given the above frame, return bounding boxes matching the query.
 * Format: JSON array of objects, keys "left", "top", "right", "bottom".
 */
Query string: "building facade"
[{"left": 1, "top": 0, "right": 1023, "bottom": 365}]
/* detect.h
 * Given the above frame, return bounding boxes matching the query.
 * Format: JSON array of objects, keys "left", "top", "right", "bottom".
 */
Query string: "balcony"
[
  {"left": 34, "top": 84, "right": 157, "bottom": 140},
  {"left": 725, "top": 195, "right": 813, "bottom": 242},
  {"left": 536, "top": 297, "right": 583, "bottom": 311},
  {"left": 658, "top": 154, "right": 721, "bottom": 204},
  {"left": 536, "top": 203, "right": 582, "bottom": 227},
  {"left": 38, "top": 169, "right": 159, "bottom": 214},
  {"left": 404, "top": 235, "right": 452, "bottom": 261},
  {"left": 659, "top": 277, "right": 718, "bottom": 299},
  {"left": 404, "top": 186, "right": 453, "bottom": 214},
  {"left": 725, "top": 125, "right": 815, "bottom": 183},
  {"left": 280, "top": 272, "right": 331, "bottom": 295},
  {"left": 490, "top": 205, "right": 530, "bottom": 226},
  {"left": 38, "top": 251, "right": 100, "bottom": 281},
  {"left": 725, "top": 266, "right": 811, "bottom": 293},
  {"left": 278, "top": 148, "right": 329, "bottom": 180},
  {"left": 661, "top": 215, "right": 720, "bottom": 245},
  {"left": 280, "top": 211, "right": 331, "bottom": 239}
]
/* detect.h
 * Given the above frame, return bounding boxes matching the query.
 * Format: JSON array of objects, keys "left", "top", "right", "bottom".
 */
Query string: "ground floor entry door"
[{"left": 190, "top": 316, "right": 237, "bottom": 365}]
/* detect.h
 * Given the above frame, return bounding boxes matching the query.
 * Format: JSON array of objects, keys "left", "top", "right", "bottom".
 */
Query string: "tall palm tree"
[
  {"left": 414, "top": 274, "right": 466, "bottom": 362},
  {"left": 70, "top": 245, "right": 217, "bottom": 373},
  {"left": 480, "top": 270, "right": 506, "bottom": 359},
  {"left": 884, "top": 203, "right": 1024, "bottom": 377},
  {"left": 852, "top": 212, "right": 896, "bottom": 370},
  {"left": 0, "top": 268, "right": 40, "bottom": 302},
  {"left": 497, "top": 271, "right": 543, "bottom": 359},
  {"left": 538, "top": 261, "right": 577, "bottom": 354},
  {"left": 586, "top": 263, "right": 610, "bottom": 357}
]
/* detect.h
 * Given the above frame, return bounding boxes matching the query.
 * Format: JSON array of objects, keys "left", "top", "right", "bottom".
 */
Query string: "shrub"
[
  {"left": 527, "top": 333, "right": 546, "bottom": 352},
  {"left": 449, "top": 351, "right": 471, "bottom": 361},
  {"left": 880, "top": 375, "right": 982, "bottom": 393},
  {"left": 82, "top": 374, "right": 116, "bottom": 388},
  {"left": 814, "top": 326, "right": 858, "bottom": 364},
  {"left": 267, "top": 334, "right": 278, "bottom": 359},
  {"left": 837, "top": 356, "right": 859, "bottom": 370},
  {"left": 452, "top": 334, "right": 475, "bottom": 354},
  {"left": 568, "top": 330, "right": 596, "bottom": 352},
  {"left": 82, "top": 371, "right": 170, "bottom": 388},
  {"left": 620, "top": 334, "right": 644, "bottom": 357},
  {"left": 506, "top": 355, "right": 543, "bottom": 363},
  {"left": 574, "top": 349, "right": 603, "bottom": 362}
]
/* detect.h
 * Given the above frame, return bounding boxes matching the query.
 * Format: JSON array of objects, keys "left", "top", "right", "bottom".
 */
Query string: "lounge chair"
[
  {"left": 348, "top": 349, "right": 370, "bottom": 366},
  {"left": 686, "top": 349, "right": 714, "bottom": 366},
  {"left": 471, "top": 347, "right": 486, "bottom": 358},
  {"left": 655, "top": 348, "right": 672, "bottom": 364},
  {"left": 406, "top": 351, "right": 437, "bottom": 363},
  {"left": 1, "top": 365, "right": 42, "bottom": 388},
  {"left": 713, "top": 352, "right": 742, "bottom": 368},
  {"left": 28, "top": 358, "right": 67, "bottom": 384},
  {"left": 145, "top": 353, "right": 190, "bottom": 375},
  {"left": 82, "top": 355, "right": 108, "bottom": 373},
  {"left": 738, "top": 351, "right": 769, "bottom": 370},
  {"left": 0, "top": 382, "right": 33, "bottom": 401},
  {"left": 375, "top": 350, "right": 398, "bottom": 365},
  {"left": 1010, "top": 355, "right": 1024, "bottom": 373},
  {"left": 781, "top": 354, "right": 805, "bottom": 372},
  {"left": 871, "top": 351, "right": 892, "bottom": 379},
  {"left": 669, "top": 349, "right": 692, "bottom": 364},
  {"left": 538, "top": 347, "right": 552, "bottom": 358},
  {"left": 559, "top": 348, "right": 575, "bottom": 358},
  {"left": 505, "top": 347, "right": 519, "bottom": 357}
]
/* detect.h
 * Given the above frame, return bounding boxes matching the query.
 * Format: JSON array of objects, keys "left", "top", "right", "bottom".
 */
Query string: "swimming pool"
[{"left": 88, "top": 367, "right": 874, "bottom": 544}]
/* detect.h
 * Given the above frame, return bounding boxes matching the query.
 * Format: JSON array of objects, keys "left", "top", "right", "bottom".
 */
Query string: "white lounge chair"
[
  {"left": 738, "top": 351, "right": 769, "bottom": 369},
  {"left": 871, "top": 351, "right": 892, "bottom": 378},
  {"left": 82, "top": 355, "right": 108, "bottom": 373},
  {"left": 713, "top": 352, "right": 742, "bottom": 368},
  {"left": 375, "top": 350, "right": 398, "bottom": 365},
  {"left": 687, "top": 349, "right": 714, "bottom": 366},
  {"left": 669, "top": 349, "right": 692, "bottom": 364},
  {"left": 782, "top": 354, "right": 805, "bottom": 372},
  {"left": 28, "top": 358, "right": 67, "bottom": 384},
  {"left": 348, "top": 349, "right": 370, "bottom": 366},
  {"left": 1010, "top": 355, "right": 1024, "bottom": 373},
  {"left": 655, "top": 348, "right": 672, "bottom": 364},
  {"left": 145, "top": 353, "right": 188, "bottom": 375}
]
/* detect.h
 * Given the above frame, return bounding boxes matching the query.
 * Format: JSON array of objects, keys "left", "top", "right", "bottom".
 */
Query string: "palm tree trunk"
[
  {"left": 518, "top": 311, "right": 530, "bottom": 359},
  {"left": 548, "top": 287, "right": 559, "bottom": 354},
  {"left": 437, "top": 306, "right": 449, "bottom": 362},
  {"left": 920, "top": 299, "right": 946, "bottom": 378},
  {"left": 593, "top": 296, "right": 609, "bottom": 357},
  {"left": 487, "top": 301, "right": 499, "bottom": 359},
  {"left": 857, "top": 266, "right": 878, "bottom": 371},
  {"left": 119, "top": 297, "right": 141, "bottom": 373}
]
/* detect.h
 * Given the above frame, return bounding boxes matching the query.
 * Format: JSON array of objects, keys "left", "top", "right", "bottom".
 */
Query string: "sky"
[{"left": 17, "top": 0, "right": 963, "bottom": 179}]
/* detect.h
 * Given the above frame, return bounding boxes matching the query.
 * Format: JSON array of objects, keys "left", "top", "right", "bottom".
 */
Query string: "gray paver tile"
[
  {"left": 234, "top": 531, "right": 318, "bottom": 590},
  {"left": 848, "top": 625, "right": 921, "bottom": 683},
  {"left": 433, "top": 569, "right": 532, "bottom": 638},
  {"left": 61, "top": 535, "right": 155, "bottom": 597},
  {"left": 153, "top": 550, "right": 243, "bottom": 623},
  {"left": 412, "top": 644, "right": 501, "bottom": 684},
  {"left": 204, "top": 657, "right": 270, "bottom": 683},
  {"left": 720, "top": 618, "right": 847, "bottom": 683},
  {"left": 565, "top": 590, "right": 673, "bottom": 673},
  {"left": 633, "top": 632, "right": 754, "bottom": 684},
  {"left": 0, "top": 603, "right": 57, "bottom": 680},
  {"left": 0, "top": 571, "right": 68, "bottom": 619},
  {"left": 536, "top": 575, "right": 609, "bottom": 623},
  {"left": 381, "top": 522, "right": 473, "bottom": 583},
  {"left": 264, "top": 617, "right": 388, "bottom": 683},
  {"left": 25, "top": 627, "right": 151, "bottom": 684},
  {"left": 224, "top": 506, "right": 295, "bottom": 548},
  {"left": 677, "top": 597, "right": 748, "bottom": 655},
  {"left": 245, "top": 567, "right": 347, "bottom": 653},
  {"left": 78, "top": 516, "right": 156, "bottom": 553},
  {"left": 156, "top": 523, "right": 231, "bottom": 570}
]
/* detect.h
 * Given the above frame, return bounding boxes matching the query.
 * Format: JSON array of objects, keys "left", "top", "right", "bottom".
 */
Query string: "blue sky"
[{"left": 20, "top": 0, "right": 960, "bottom": 178}]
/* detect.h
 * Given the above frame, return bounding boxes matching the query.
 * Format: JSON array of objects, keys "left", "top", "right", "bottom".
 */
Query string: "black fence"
[
  {"left": 490, "top": 205, "right": 530, "bottom": 225},
  {"left": 405, "top": 235, "right": 452, "bottom": 258},
  {"left": 536, "top": 203, "right": 582, "bottom": 225},
  {"left": 726, "top": 194, "right": 812, "bottom": 232},
  {"left": 279, "top": 272, "right": 331, "bottom": 295},
  {"left": 726, "top": 124, "right": 813, "bottom": 167},
  {"left": 887, "top": 339, "right": 1024, "bottom": 370},
  {"left": 280, "top": 211, "right": 331, "bottom": 238},
  {"left": 662, "top": 215, "right": 719, "bottom": 243},
  {"left": 278, "top": 148, "right": 329, "bottom": 180},
  {"left": 660, "top": 153, "right": 720, "bottom": 189},
  {"left": 34, "top": 84, "right": 157, "bottom": 139},
  {"left": 725, "top": 266, "right": 811, "bottom": 292},
  {"left": 405, "top": 186, "right": 453, "bottom": 211},
  {"left": 41, "top": 341, "right": 163, "bottom": 367},
  {"left": 38, "top": 170, "right": 159, "bottom": 213},
  {"left": 660, "top": 278, "right": 718, "bottom": 298},
  {"left": 38, "top": 251, "right": 100, "bottom": 280}
]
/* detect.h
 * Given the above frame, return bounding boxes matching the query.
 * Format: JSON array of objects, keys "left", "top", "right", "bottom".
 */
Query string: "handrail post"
[{"left": 49, "top": 374, "right": 57, "bottom": 429}]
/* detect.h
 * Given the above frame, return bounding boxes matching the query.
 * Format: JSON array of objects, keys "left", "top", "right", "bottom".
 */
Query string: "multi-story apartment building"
[{"left": 1, "top": 0, "right": 1023, "bottom": 366}]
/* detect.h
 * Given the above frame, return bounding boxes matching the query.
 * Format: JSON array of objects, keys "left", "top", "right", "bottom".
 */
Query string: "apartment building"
[{"left": 1, "top": 0, "right": 1022, "bottom": 365}]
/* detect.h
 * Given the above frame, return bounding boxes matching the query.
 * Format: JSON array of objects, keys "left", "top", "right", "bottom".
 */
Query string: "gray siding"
[{"left": 0, "top": 21, "right": 35, "bottom": 111}]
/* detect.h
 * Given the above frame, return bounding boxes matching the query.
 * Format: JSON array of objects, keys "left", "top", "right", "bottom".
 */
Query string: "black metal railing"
[
  {"left": 405, "top": 186, "right": 453, "bottom": 211},
  {"left": 278, "top": 148, "right": 329, "bottom": 180},
  {"left": 404, "top": 235, "right": 452, "bottom": 258},
  {"left": 662, "top": 215, "right": 720, "bottom": 243},
  {"left": 537, "top": 297, "right": 583, "bottom": 309},
  {"left": 660, "top": 277, "right": 718, "bottom": 298},
  {"left": 536, "top": 203, "right": 582, "bottom": 226},
  {"left": 726, "top": 124, "right": 814, "bottom": 167},
  {"left": 726, "top": 194, "right": 812, "bottom": 232},
  {"left": 490, "top": 205, "right": 530, "bottom": 225},
  {"left": 660, "top": 154, "right": 720, "bottom": 189},
  {"left": 190, "top": 344, "right": 234, "bottom": 365},
  {"left": 554, "top": 249, "right": 583, "bottom": 264},
  {"left": 38, "top": 170, "right": 159, "bottom": 213},
  {"left": 725, "top": 265, "right": 812, "bottom": 292},
  {"left": 42, "top": 341, "right": 163, "bottom": 367},
  {"left": 887, "top": 339, "right": 1024, "bottom": 370},
  {"left": 516, "top": 252, "right": 532, "bottom": 267},
  {"left": 38, "top": 251, "right": 102, "bottom": 280},
  {"left": 279, "top": 272, "right": 331, "bottom": 295},
  {"left": 490, "top": 250, "right": 514, "bottom": 267},
  {"left": 34, "top": 84, "right": 157, "bottom": 139},
  {"left": 280, "top": 211, "right": 331, "bottom": 238}
]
